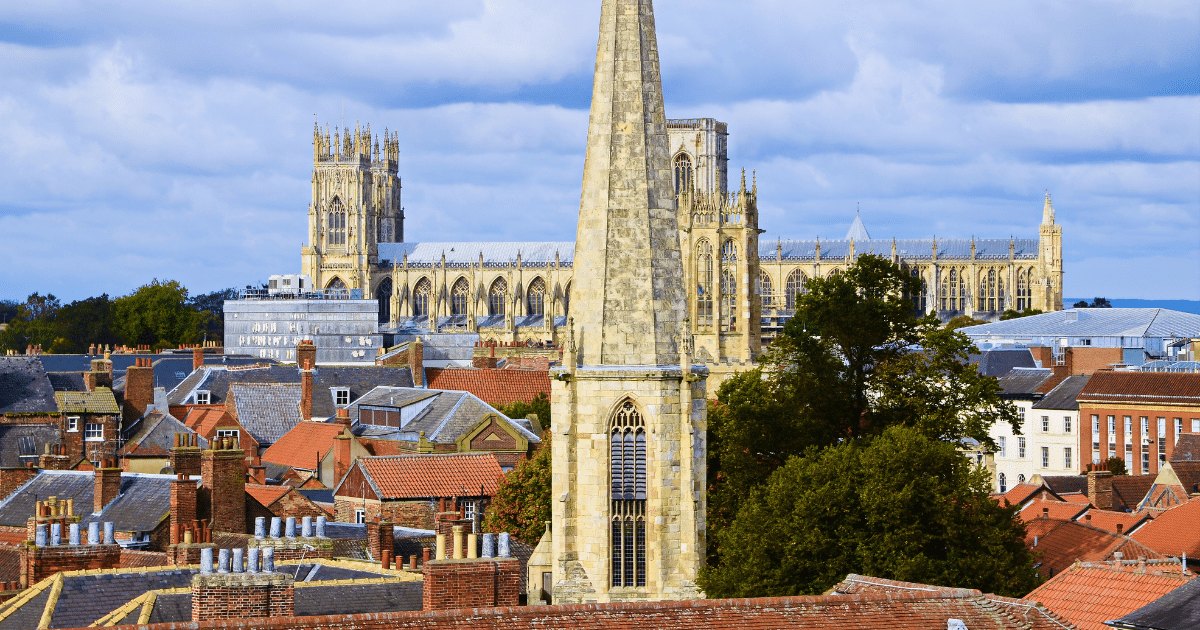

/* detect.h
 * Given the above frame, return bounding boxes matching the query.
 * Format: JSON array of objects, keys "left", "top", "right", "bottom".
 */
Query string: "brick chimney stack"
[
  {"left": 200, "top": 437, "right": 246, "bottom": 533},
  {"left": 170, "top": 433, "right": 203, "bottom": 477},
  {"left": 333, "top": 429, "right": 352, "bottom": 490},
  {"left": 171, "top": 472, "right": 197, "bottom": 545},
  {"left": 300, "top": 360, "right": 313, "bottom": 421},
  {"left": 122, "top": 357, "right": 155, "bottom": 424},
  {"left": 94, "top": 459, "right": 122, "bottom": 514},
  {"left": 296, "top": 340, "right": 316, "bottom": 372},
  {"left": 192, "top": 347, "right": 204, "bottom": 372},
  {"left": 1088, "top": 469, "right": 1114, "bottom": 510},
  {"left": 410, "top": 337, "right": 424, "bottom": 387}
]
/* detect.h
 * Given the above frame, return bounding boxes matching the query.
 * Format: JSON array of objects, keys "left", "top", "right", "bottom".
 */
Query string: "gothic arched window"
[
  {"left": 942, "top": 268, "right": 966, "bottom": 311},
  {"left": 489, "top": 277, "right": 508, "bottom": 316},
  {"left": 451, "top": 277, "right": 470, "bottom": 316},
  {"left": 721, "top": 269, "right": 737, "bottom": 330},
  {"left": 906, "top": 267, "right": 926, "bottom": 314},
  {"left": 673, "top": 153, "right": 693, "bottom": 195},
  {"left": 413, "top": 277, "right": 431, "bottom": 317},
  {"left": 696, "top": 240, "right": 713, "bottom": 325},
  {"left": 1016, "top": 269, "right": 1032, "bottom": 311},
  {"left": 375, "top": 278, "right": 392, "bottom": 324},
  {"left": 610, "top": 400, "right": 646, "bottom": 588},
  {"left": 326, "top": 277, "right": 346, "bottom": 291},
  {"left": 759, "top": 271, "right": 774, "bottom": 308},
  {"left": 563, "top": 281, "right": 572, "bottom": 318},
  {"left": 721, "top": 240, "right": 737, "bottom": 262},
  {"left": 326, "top": 197, "right": 347, "bottom": 247},
  {"left": 527, "top": 277, "right": 546, "bottom": 317},
  {"left": 785, "top": 269, "right": 807, "bottom": 310}
]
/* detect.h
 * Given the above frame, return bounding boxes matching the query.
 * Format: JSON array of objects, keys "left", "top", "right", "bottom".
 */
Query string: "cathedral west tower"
[{"left": 550, "top": 0, "right": 707, "bottom": 603}]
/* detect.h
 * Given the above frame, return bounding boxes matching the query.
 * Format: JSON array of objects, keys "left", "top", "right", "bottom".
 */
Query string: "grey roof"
[
  {"left": 960, "top": 308, "right": 1200, "bottom": 340},
  {"left": 378, "top": 242, "right": 575, "bottom": 267},
  {"left": 1171, "top": 434, "right": 1200, "bottom": 463},
  {"left": 0, "top": 424, "right": 60, "bottom": 468},
  {"left": 1033, "top": 375, "right": 1091, "bottom": 411},
  {"left": 47, "top": 569, "right": 196, "bottom": 630},
  {"left": 1039, "top": 475, "right": 1089, "bottom": 496},
  {"left": 169, "top": 365, "right": 415, "bottom": 419},
  {"left": 348, "top": 386, "right": 540, "bottom": 445},
  {"left": 996, "top": 368, "right": 1054, "bottom": 397},
  {"left": 145, "top": 593, "right": 191, "bottom": 625},
  {"left": 298, "top": 488, "right": 335, "bottom": 504},
  {"left": 968, "top": 348, "right": 1038, "bottom": 377},
  {"left": 45, "top": 372, "right": 86, "bottom": 392},
  {"left": 228, "top": 383, "right": 304, "bottom": 445},
  {"left": 0, "top": 587, "right": 50, "bottom": 630},
  {"left": 295, "top": 582, "right": 422, "bottom": 616},
  {"left": 1108, "top": 572, "right": 1200, "bottom": 630},
  {"left": 760, "top": 238, "right": 1039, "bottom": 262},
  {"left": 845, "top": 213, "right": 871, "bottom": 241},
  {"left": 0, "top": 471, "right": 188, "bottom": 533},
  {"left": 121, "top": 412, "right": 207, "bottom": 458},
  {"left": 0, "top": 357, "right": 58, "bottom": 413},
  {"left": 112, "top": 354, "right": 278, "bottom": 394}
]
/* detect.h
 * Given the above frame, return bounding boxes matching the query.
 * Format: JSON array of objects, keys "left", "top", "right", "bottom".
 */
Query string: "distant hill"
[{"left": 1063, "top": 299, "right": 1200, "bottom": 314}]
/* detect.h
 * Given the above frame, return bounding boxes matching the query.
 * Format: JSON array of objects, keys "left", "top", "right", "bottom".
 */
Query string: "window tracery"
[
  {"left": 610, "top": 400, "right": 646, "bottom": 588},
  {"left": 326, "top": 197, "right": 347, "bottom": 247},
  {"left": 673, "top": 153, "right": 693, "bottom": 195},
  {"left": 527, "top": 277, "right": 546, "bottom": 317},
  {"left": 489, "top": 277, "right": 508, "bottom": 316},
  {"left": 759, "top": 271, "right": 774, "bottom": 308},
  {"left": 785, "top": 269, "right": 807, "bottom": 310},
  {"left": 413, "top": 277, "right": 431, "bottom": 317},
  {"left": 451, "top": 277, "right": 470, "bottom": 316},
  {"left": 696, "top": 240, "right": 713, "bottom": 326}
]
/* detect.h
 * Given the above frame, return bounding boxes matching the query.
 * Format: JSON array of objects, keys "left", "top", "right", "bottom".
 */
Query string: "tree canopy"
[
  {"left": 482, "top": 431, "right": 551, "bottom": 545},
  {"left": 700, "top": 254, "right": 1031, "bottom": 598},
  {"left": 1000, "top": 308, "right": 1043, "bottom": 321},
  {"left": 1073, "top": 297, "right": 1112, "bottom": 308}
]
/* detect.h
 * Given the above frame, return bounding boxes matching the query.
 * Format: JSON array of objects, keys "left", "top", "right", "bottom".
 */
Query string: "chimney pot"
[
  {"left": 1042, "top": 507, "right": 1049, "bottom": 519},
  {"left": 1117, "top": 523, "right": 1124, "bottom": 534}
]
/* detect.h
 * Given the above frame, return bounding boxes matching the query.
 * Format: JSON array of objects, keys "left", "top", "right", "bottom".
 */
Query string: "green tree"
[
  {"left": 946, "top": 315, "right": 986, "bottom": 330},
  {"left": 703, "top": 254, "right": 1024, "bottom": 594},
  {"left": 1100, "top": 456, "right": 1128, "bottom": 476},
  {"left": 0, "top": 293, "right": 64, "bottom": 352},
  {"left": 1000, "top": 308, "right": 1043, "bottom": 320},
  {"left": 112, "top": 280, "right": 205, "bottom": 349},
  {"left": 496, "top": 391, "right": 551, "bottom": 428},
  {"left": 189, "top": 288, "right": 239, "bottom": 343},
  {"left": 55, "top": 295, "right": 119, "bottom": 354},
  {"left": 481, "top": 431, "right": 552, "bottom": 545},
  {"left": 1073, "top": 298, "right": 1112, "bottom": 309},
  {"left": 700, "top": 426, "right": 1038, "bottom": 598}
]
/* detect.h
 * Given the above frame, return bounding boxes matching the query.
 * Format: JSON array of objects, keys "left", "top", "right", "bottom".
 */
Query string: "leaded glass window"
[
  {"left": 527, "top": 277, "right": 546, "bottom": 317},
  {"left": 413, "top": 277, "right": 431, "bottom": 317},
  {"left": 610, "top": 400, "right": 646, "bottom": 588},
  {"left": 451, "top": 277, "right": 470, "bottom": 316},
  {"left": 489, "top": 277, "right": 508, "bottom": 316}
]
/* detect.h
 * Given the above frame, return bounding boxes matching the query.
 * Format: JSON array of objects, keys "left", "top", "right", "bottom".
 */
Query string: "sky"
[{"left": 0, "top": 0, "right": 1196, "bottom": 303}]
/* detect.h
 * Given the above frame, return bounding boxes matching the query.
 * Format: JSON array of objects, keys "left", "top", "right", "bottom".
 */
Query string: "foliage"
[
  {"left": 1103, "top": 456, "right": 1128, "bottom": 476},
  {"left": 699, "top": 426, "right": 1039, "bottom": 598},
  {"left": 703, "top": 254, "right": 1025, "bottom": 595},
  {"left": 945, "top": 315, "right": 986, "bottom": 330},
  {"left": 1073, "top": 298, "right": 1112, "bottom": 308},
  {"left": 189, "top": 288, "right": 239, "bottom": 342},
  {"left": 497, "top": 391, "right": 551, "bottom": 428},
  {"left": 112, "top": 279, "right": 207, "bottom": 349},
  {"left": 482, "top": 431, "right": 552, "bottom": 545},
  {"left": 1000, "top": 308, "right": 1043, "bottom": 321}
]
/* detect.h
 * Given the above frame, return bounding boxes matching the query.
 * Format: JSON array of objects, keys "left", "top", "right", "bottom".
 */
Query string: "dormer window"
[
  {"left": 332, "top": 388, "right": 351, "bottom": 407},
  {"left": 196, "top": 390, "right": 210, "bottom": 405}
]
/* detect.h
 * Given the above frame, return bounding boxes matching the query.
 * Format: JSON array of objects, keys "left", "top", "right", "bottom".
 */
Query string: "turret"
[{"left": 1042, "top": 191, "right": 1055, "bottom": 225}]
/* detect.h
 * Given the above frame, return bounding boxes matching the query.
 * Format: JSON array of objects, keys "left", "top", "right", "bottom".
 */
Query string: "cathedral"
[{"left": 299, "top": 39, "right": 1064, "bottom": 394}]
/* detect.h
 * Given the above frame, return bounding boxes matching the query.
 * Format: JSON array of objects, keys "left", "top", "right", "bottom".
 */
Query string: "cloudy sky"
[{"left": 0, "top": 0, "right": 1196, "bottom": 303}]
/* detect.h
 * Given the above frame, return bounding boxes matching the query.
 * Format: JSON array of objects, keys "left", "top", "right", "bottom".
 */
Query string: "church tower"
[
  {"left": 550, "top": 0, "right": 707, "bottom": 604},
  {"left": 301, "top": 123, "right": 403, "bottom": 305},
  {"left": 1035, "top": 192, "right": 1064, "bottom": 312}
]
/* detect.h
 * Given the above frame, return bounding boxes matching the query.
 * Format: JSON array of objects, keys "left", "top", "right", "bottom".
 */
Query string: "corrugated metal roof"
[
  {"left": 960, "top": 308, "right": 1200, "bottom": 339},
  {"left": 378, "top": 242, "right": 575, "bottom": 267}
]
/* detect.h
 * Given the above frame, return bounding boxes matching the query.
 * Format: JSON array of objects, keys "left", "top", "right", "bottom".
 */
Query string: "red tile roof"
[
  {"left": 1021, "top": 500, "right": 1088, "bottom": 523},
  {"left": 1062, "top": 493, "right": 1091, "bottom": 504},
  {"left": 1027, "top": 561, "right": 1195, "bottom": 630},
  {"left": 351, "top": 453, "right": 503, "bottom": 500},
  {"left": 1076, "top": 509, "right": 1150, "bottom": 536},
  {"left": 425, "top": 368, "right": 550, "bottom": 407},
  {"left": 184, "top": 408, "right": 240, "bottom": 439},
  {"left": 1131, "top": 499, "right": 1200, "bottom": 557},
  {"left": 999, "top": 483, "right": 1045, "bottom": 507},
  {"left": 245, "top": 484, "right": 291, "bottom": 509},
  {"left": 261, "top": 422, "right": 349, "bottom": 471},
  {"left": 1078, "top": 371, "right": 1200, "bottom": 406},
  {"left": 1027, "top": 519, "right": 1166, "bottom": 578}
]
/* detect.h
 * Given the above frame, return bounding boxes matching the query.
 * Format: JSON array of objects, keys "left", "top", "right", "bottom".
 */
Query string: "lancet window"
[
  {"left": 785, "top": 269, "right": 807, "bottom": 310},
  {"left": 759, "top": 271, "right": 775, "bottom": 308},
  {"left": 941, "top": 268, "right": 967, "bottom": 312},
  {"left": 413, "top": 278, "right": 431, "bottom": 317},
  {"left": 326, "top": 198, "right": 347, "bottom": 247},
  {"left": 563, "top": 281, "right": 572, "bottom": 318},
  {"left": 978, "top": 269, "right": 1005, "bottom": 312},
  {"left": 451, "top": 278, "right": 470, "bottom": 316},
  {"left": 527, "top": 277, "right": 546, "bottom": 317},
  {"left": 721, "top": 269, "right": 737, "bottom": 331},
  {"left": 489, "top": 277, "right": 508, "bottom": 317},
  {"left": 674, "top": 153, "right": 693, "bottom": 195},
  {"left": 721, "top": 240, "right": 738, "bottom": 262},
  {"left": 1016, "top": 269, "right": 1032, "bottom": 311},
  {"left": 696, "top": 240, "right": 713, "bottom": 326},
  {"left": 375, "top": 279, "right": 392, "bottom": 324},
  {"left": 610, "top": 400, "right": 646, "bottom": 589},
  {"left": 905, "top": 267, "right": 927, "bottom": 314}
]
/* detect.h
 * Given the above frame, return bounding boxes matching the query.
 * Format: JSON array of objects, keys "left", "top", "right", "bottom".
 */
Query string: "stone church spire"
[{"left": 570, "top": 0, "right": 686, "bottom": 367}]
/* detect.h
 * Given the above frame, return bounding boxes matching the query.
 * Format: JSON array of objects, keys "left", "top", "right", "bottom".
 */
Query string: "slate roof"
[
  {"left": 0, "top": 546, "right": 20, "bottom": 583},
  {"left": 0, "top": 424, "right": 59, "bottom": 468},
  {"left": 1041, "top": 475, "right": 1091, "bottom": 496},
  {"left": 54, "top": 388, "right": 120, "bottom": 415},
  {"left": 1026, "top": 561, "right": 1195, "bottom": 630},
  {"left": 1078, "top": 372, "right": 1200, "bottom": 406},
  {"left": 228, "top": 383, "right": 304, "bottom": 445},
  {"left": 968, "top": 348, "right": 1038, "bottom": 378},
  {"left": 764, "top": 237, "right": 1041, "bottom": 262},
  {"left": 340, "top": 452, "right": 503, "bottom": 500},
  {"left": 828, "top": 574, "right": 1072, "bottom": 630},
  {"left": 1131, "top": 500, "right": 1200, "bottom": 558},
  {"left": 262, "top": 422, "right": 349, "bottom": 471},
  {"left": 378, "top": 241, "right": 576, "bottom": 267},
  {"left": 1034, "top": 375, "right": 1092, "bottom": 411},
  {"left": 1028, "top": 520, "right": 1166, "bottom": 579},
  {"left": 169, "top": 365, "right": 415, "bottom": 419},
  {"left": 0, "top": 357, "right": 58, "bottom": 413},
  {"left": 1172, "top": 434, "right": 1200, "bottom": 462},
  {"left": 121, "top": 412, "right": 206, "bottom": 458},
  {"left": 45, "top": 372, "right": 86, "bottom": 392},
  {"left": 1112, "top": 476, "right": 1158, "bottom": 512},
  {"left": 425, "top": 368, "right": 552, "bottom": 407},
  {"left": 295, "top": 582, "right": 422, "bottom": 616},
  {"left": 111, "top": 354, "right": 278, "bottom": 395},
  {"left": 0, "top": 471, "right": 188, "bottom": 533},
  {"left": 1109, "top": 576, "right": 1200, "bottom": 630},
  {"left": 997, "top": 368, "right": 1055, "bottom": 397},
  {"left": 348, "top": 386, "right": 540, "bottom": 446}
]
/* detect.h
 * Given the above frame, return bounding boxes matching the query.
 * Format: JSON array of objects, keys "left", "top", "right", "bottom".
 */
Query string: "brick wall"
[
  {"left": 422, "top": 558, "right": 521, "bottom": 611},
  {"left": 201, "top": 449, "right": 247, "bottom": 533},
  {"left": 170, "top": 543, "right": 217, "bottom": 566},
  {"left": 22, "top": 543, "right": 121, "bottom": 586},
  {"left": 171, "top": 445, "right": 202, "bottom": 477},
  {"left": 191, "top": 573, "right": 295, "bottom": 621},
  {"left": 94, "top": 465, "right": 122, "bottom": 513},
  {"left": 0, "top": 468, "right": 37, "bottom": 500},
  {"left": 365, "top": 521, "right": 394, "bottom": 563},
  {"left": 123, "top": 360, "right": 155, "bottom": 424},
  {"left": 171, "top": 475, "right": 197, "bottom": 544},
  {"left": 1078, "top": 404, "right": 1200, "bottom": 476},
  {"left": 334, "top": 498, "right": 435, "bottom": 530},
  {"left": 248, "top": 539, "right": 334, "bottom": 562}
]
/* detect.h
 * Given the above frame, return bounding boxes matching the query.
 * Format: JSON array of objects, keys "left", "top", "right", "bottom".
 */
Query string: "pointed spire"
[
  {"left": 1042, "top": 190, "right": 1055, "bottom": 225},
  {"left": 740, "top": 168, "right": 747, "bottom": 194},
  {"left": 846, "top": 208, "right": 871, "bottom": 241},
  {"left": 570, "top": 0, "right": 685, "bottom": 366}
]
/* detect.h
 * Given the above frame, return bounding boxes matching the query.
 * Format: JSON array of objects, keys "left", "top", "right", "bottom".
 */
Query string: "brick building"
[{"left": 1077, "top": 371, "right": 1200, "bottom": 476}]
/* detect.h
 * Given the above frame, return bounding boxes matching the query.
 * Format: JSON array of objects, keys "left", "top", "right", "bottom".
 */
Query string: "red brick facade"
[
  {"left": 170, "top": 441, "right": 203, "bottom": 477},
  {"left": 0, "top": 468, "right": 37, "bottom": 500},
  {"left": 334, "top": 498, "right": 435, "bottom": 529},
  {"left": 21, "top": 543, "right": 121, "bottom": 587},
  {"left": 422, "top": 558, "right": 521, "bottom": 611},
  {"left": 201, "top": 448, "right": 247, "bottom": 534},
  {"left": 171, "top": 474, "right": 198, "bottom": 544},
  {"left": 1078, "top": 373, "right": 1200, "bottom": 476},
  {"left": 191, "top": 573, "right": 295, "bottom": 622},
  {"left": 123, "top": 359, "right": 155, "bottom": 424},
  {"left": 94, "top": 464, "right": 122, "bottom": 513}
]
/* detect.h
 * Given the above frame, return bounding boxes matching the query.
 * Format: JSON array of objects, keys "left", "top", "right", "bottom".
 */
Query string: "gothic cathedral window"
[
  {"left": 721, "top": 269, "right": 737, "bottom": 331},
  {"left": 785, "top": 269, "right": 807, "bottom": 310},
  {"left": 610, "top": 400, "right": 646, "bottom": 588},
  {"left": 413, "top": 278, "right": 431, "bottom": 317},
  {"left": 759, "top": 271, "right": 774, "bottom": 308},
  {"left": 527, "top": 277, "right": 546, "bottom": 318},
  {"left": 489, "top": 277, "right": 508, "bottom": 317},
  {"left": 696, "top": 240, "right": 713, "bottom": 326},
  {"left": 1016, "top": 269, "right": 1032, "bottom": 311},
  {"left": 563, "top": 281, "right": 572, "bottom": 319},
  {"left": 451, "top": 278, "right": 470, "bottom": 316},
  {"left": 673, "top": 153, "right": 693, "bottom": 195},
  {"left": 326, "top": 197, "right": 347, "bottom": 247}
]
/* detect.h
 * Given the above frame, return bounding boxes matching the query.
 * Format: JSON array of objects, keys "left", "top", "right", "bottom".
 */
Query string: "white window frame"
[
  {"left": 195, "top": 390, "right": 210, "bottom": 405},
  {"left": 332, "top": 387, "right": 351, "bottom": 407},
  {"left": 1125, "top": 416, "right": 1132, "bottom": 436},
  {"left": 998, "top": 436, "right": 1007, "bottom": 458},
  {"left": 354, "top": 508, "right": 366, "bottom": 524},
  {"left": 1064, "top": 448, "right": 1072, "bottom": 470},
  {"left": 67, "top": 416, "right": 79, "bottom": 432},
  {"left": 998, "top": 473, "right": 1007, "bottom": 494},
  {"left": 84, "top": 423, "right": 103, "bottom": 442},
  {"left": 1042, "top": 416, "right": 1050, "bottom": 432},
  {"left": 217, "top": 429, "right": 239, "bottom": 440},
  {"left": 1018, "top": 437, "right": 1026, "bottom": 459},
  {"left": 1064, "top": 416, "right": 1072, "bottom": 433},
  {"left": 460, "top": 499, "right": 478, "bottom": 532},
  {"left": 1041, "top": 447, "right": 1049, "bottom": 468},
  {"left": 1193, "top": 419, "right": 1200, "bottom": 434}
]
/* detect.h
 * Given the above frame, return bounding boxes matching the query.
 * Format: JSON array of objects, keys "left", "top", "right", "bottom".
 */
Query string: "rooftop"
[
  {"left": 1077, "top": 371, "right": 1200, "bottom": 406},
  {"left": 1108, "top": 574, "right": 1200, "bottom": 630},
  {"left": 121, "top": 412, "right": 206, "bottom": 458},
  {"left": 228, "top": 382, "right": 304, "bottom": 445},
  {"left": 1131, "top": 499, "right": 1200, "bottom": 558},
  {"left": 1033, "top": 375, "right": 1092, "bottom": 411},
  {"left": 424, "top": 367, "right": 551, "bottom": 408},
  {"left": 262, "top": 422, "right": 351, "bottom": 471},
  {"left": 960, "top": 308, "right": 1200, "bottom": 340},
  {"left": 1027, "top": 520, "right": 1166, "bottom": 579},
  {"left": 0, "top": 470, "right": 187, "bottom": 533},
  {"left": 1026, "top": 561, "right": 1194, "bottom": 630},
  {"left": 339, "top": 452, "right": 503, "bottom": 500},
  {"left": 0, "top": 357, "right": 58, "bottom": 413},
  {"left": 348, "top": 386, "right": 540, "bottom": 446},
  {"left": 968, "top": 347, "right": 1038, "bottom": 378},
  {"left": 0, "top": 424, "right": 59, "bottom": 468}
]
